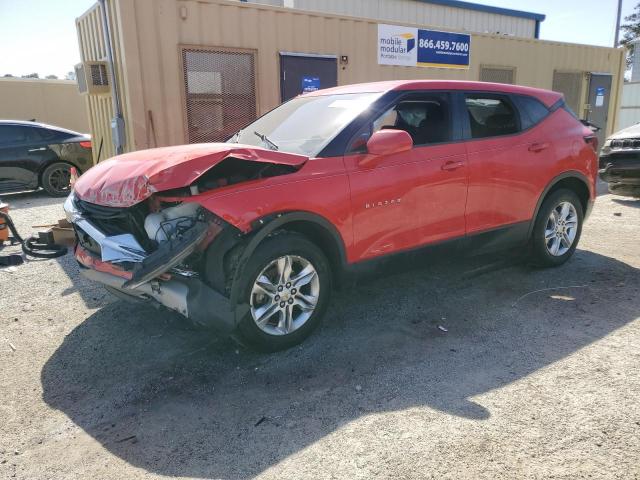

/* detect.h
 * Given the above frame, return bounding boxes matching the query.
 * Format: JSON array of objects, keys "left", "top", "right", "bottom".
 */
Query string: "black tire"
[
  {"left": 232, "top": 231, "right": 332, "bottom": 352},
  {"left": 529, "top": 188, "right": 584, "bottom": 267},
  {"left": 41, "top": 162, "right": 73, "bottom": 197}
]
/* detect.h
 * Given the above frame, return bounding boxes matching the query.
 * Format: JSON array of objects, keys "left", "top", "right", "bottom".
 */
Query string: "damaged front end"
[
  {"left": 64, "top": 143, "right": 309, "bottom": 331},
  {"left": 64, "top": 192, "right": 240, "bottom": 331}
]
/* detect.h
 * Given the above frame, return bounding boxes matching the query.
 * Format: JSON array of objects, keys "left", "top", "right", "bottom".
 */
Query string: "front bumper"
[
  {"left": 76, "top": 244, "right": 236, "bottom": 331},
  {"left": 65, "top": 191, "right": 240, "bottom": 332},
  {"left": 599, "top": 152, "right": 640, "bottom": 187}
]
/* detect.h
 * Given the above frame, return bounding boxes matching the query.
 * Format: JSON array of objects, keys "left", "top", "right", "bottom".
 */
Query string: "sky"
[{"left": 0, "top": 0, "right": 637, "bottom": 78}]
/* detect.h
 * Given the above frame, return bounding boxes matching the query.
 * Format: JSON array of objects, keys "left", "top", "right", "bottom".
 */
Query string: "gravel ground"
[{"left": 1, "top": 186, "right": 639, "bottom": 480}]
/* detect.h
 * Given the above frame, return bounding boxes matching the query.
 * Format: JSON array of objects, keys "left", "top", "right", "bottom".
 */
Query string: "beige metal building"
[
  {"left": 76, "top": 0, "right": 625, "bottom": 163},
  {"left": 0, "top": 78, "right": 89, "bottom": 133}
]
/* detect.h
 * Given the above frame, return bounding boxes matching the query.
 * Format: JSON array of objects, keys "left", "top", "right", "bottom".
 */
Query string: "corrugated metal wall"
[
  {"left": 79, "top": 0, "right": 624, "bottom": 156},
  {"left": 619, "top": 82, "right": 640, "bottom": 130},
  {"left": 76, "top": 1, "right": 130, "bottom": 163},
  {"left": 243, "top": 0, "right": 536, "bottom": 37}
]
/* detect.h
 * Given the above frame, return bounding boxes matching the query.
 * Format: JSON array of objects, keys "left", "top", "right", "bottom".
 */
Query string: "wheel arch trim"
[
  {"left": 527, "top": 171, "right": 592, "bottom": 238},
  {"left": 229, "top": 211, "right": 348, "bottom": 307}
]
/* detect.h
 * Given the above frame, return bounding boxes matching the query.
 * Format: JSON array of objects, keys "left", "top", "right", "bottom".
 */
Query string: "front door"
[
  {"left": 345, "top": 92, "right": 468, "bottom": 261},
  {"left": 586, "top": 73, "right": 612, "bottom": 147},
  {"left": 280, "top": 53, "right": 338, "bottom": 102},
  {"left": 0, "top": 125, "right": 50, "bottom": 192}
]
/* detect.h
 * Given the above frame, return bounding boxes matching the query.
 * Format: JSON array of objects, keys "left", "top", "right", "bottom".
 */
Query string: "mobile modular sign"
[{"left": 378, "top": 24, "right": 470, "bottom": 69}]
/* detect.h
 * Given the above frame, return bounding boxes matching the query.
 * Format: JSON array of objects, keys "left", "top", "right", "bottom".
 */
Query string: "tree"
[
  {"left": 621, "top": 2, "right": 640, "bottom": 68},
  {"left": 3, "top": 74, "right": 14, "bottom": 77},
  {"left": 22, "top": 73, "right": 39, "bottom": 79},
  {"left": 45, "top": 74, "right": 59, "bottom": 79},
  {"left": 64, "top": 71, "right": 76, "bottom": 81}
]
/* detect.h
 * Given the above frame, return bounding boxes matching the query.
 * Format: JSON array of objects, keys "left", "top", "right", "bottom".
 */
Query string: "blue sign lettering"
[
  {"left": 417, "top": 29, "right": 471, "bottom": 69},
  {"left": 302, "top": 76, "right": 321, "bottom": 93}
]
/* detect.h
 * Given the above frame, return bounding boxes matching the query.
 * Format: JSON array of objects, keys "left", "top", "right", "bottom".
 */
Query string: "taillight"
[
  {"left": 79, "top": 141, "right": 92, "bottom": 149},
  {"left": 584, "top": 135, "right": 598, "bottom": 153}
]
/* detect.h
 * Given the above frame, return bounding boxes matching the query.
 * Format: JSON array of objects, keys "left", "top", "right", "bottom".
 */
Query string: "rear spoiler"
[
  {"left": 549, "top": 98, "right": 601, "bottom": 132},
  {"left": 580, "top": 119, "right": 601, "bottom": 133}
]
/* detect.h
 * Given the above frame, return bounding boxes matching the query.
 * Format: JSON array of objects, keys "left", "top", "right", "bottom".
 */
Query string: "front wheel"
[
  {"left": 233, "top": 232, "right": 332, "bottom": 352},
  {"left": 529, "top": 189, "right": 584, "bottom": 267}
]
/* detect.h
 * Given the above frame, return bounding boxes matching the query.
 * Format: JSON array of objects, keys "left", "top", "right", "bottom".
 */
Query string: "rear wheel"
[
  {"left": 529, "top": 189, "right": 584, "bottom": 267},
  {"left": 233, "top": 232, "right": 331, "bottom": 352},
  {"left": 41, "top": 162, "right": 73, "bottom": 197}
]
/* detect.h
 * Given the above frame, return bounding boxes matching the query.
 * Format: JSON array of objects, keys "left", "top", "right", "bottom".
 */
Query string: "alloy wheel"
[
  {"left": 544, "top": 201, "right": 578, "bottom": 256},
  {"left": 249, "top": 255, "right": 320, "bottom": 336}
]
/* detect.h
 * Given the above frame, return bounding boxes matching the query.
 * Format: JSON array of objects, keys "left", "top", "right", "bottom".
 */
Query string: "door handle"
[
  {"left": 28, "top": 147, "right": 46, "bottom": 152},
  {"left": 528, "top": 142, "right": 549, "bottom": 153},
  {"left": 441, "top": 160, "right": 464, "bottom": 171}
]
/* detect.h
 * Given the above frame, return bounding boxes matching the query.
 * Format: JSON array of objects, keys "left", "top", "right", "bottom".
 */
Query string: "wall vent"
[{"left": 480, "top": 65, "right": 515, "bottom": 85}]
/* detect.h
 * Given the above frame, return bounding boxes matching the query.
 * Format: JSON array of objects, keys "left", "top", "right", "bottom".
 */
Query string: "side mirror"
[{"left": 366, "top": 129, "right": 413, "bottom": 156}]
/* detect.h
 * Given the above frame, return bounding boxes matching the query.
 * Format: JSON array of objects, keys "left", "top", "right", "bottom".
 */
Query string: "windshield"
[{"left": 229, "top": 93, "right": 382, "bottom": 157}]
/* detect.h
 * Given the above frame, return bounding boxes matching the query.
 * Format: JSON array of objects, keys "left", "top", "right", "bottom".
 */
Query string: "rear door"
[
  {"left": 462, "top": 92, "right": 554, "bottom": 234},
  {"left": 280, "top": 53, "right": 338, "bottom": 102}
]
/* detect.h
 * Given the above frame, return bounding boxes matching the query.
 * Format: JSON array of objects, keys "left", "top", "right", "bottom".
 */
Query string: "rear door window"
[
  {"left": 32, "top": 127, "right": 74, "bottom": 143},
  {"left": 464, "top": 94, "right": 519, "bottom": 139}
]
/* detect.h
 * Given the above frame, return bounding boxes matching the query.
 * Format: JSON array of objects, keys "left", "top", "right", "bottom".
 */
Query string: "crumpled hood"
[
  {"left": 608, "top": 123, "right": 640, "bottom": 140},
  {"left": 73, "top": 143, "right": 308, "bottom": 207}
]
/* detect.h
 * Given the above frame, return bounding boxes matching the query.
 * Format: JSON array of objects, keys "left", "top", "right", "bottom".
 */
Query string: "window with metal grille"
[
  {"left": 181, "top": 47, "right": 257, "bottom": 143},
  {"left": 479, "top": 66, "right": 515, "bottom": 85},
  {"left": 552, "top": 71, "right": 582, "bottom": 114}
]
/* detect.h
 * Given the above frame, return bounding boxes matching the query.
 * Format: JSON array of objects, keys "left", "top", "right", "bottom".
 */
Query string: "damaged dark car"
[{"left": 599, "top": 123, "right": 640, "bottom": 198}]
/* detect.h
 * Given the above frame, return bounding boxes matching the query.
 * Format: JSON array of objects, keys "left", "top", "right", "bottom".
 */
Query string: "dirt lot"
[{"left": 1, "top": 187, "right": 639, "bottom": 480}]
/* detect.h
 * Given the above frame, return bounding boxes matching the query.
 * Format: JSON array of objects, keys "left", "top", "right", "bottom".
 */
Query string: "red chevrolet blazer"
[{"left": 64, "top": 80, "right": 598, "bottom": 351}]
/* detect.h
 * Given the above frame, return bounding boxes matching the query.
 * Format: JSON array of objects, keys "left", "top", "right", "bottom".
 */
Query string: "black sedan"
[{"left": 0, "top": 120, "right": 93, "bottom": 196}]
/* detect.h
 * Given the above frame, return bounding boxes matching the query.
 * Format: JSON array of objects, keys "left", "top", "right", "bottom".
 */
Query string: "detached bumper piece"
[
  {"left": 123, "top": 221, "right": 208, "bottom": 289},
  {"left": 79, "top": 266, "right": 235, "bottom": 331}
]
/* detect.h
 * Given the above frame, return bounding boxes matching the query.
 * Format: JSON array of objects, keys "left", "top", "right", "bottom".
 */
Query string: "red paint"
[
  {"left": 365, "top": 129, "right": 413, "bottom": 157},
  {"left": 73, "top": 81, "right": 595, "bottom": 266},
  {"left": 73, "top": 143, "right": 307, "bottom": 207},
  {"left": 75, "top": 245, "right": 133, "bottom": 279}
]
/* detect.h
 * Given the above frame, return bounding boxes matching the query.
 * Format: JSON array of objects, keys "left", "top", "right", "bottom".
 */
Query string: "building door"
[
  {"left": 586, "top": 73, "right": 612, "bottom": 146},
  {"left": 280, "top": 53, "right": 337, "bottom": 102}
]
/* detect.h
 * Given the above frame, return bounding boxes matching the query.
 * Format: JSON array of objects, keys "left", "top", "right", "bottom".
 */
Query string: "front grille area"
[
  {"left": 610, "top": 138, "right": 640, "bottom": 150},
  {"left": 75, "top": 198, "right": 152, "bottom": 251}
]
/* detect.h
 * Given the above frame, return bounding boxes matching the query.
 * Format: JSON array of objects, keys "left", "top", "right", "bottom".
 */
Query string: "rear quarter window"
[{"left": 514, "top": 95, "right": 550, "bottom": 130}]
